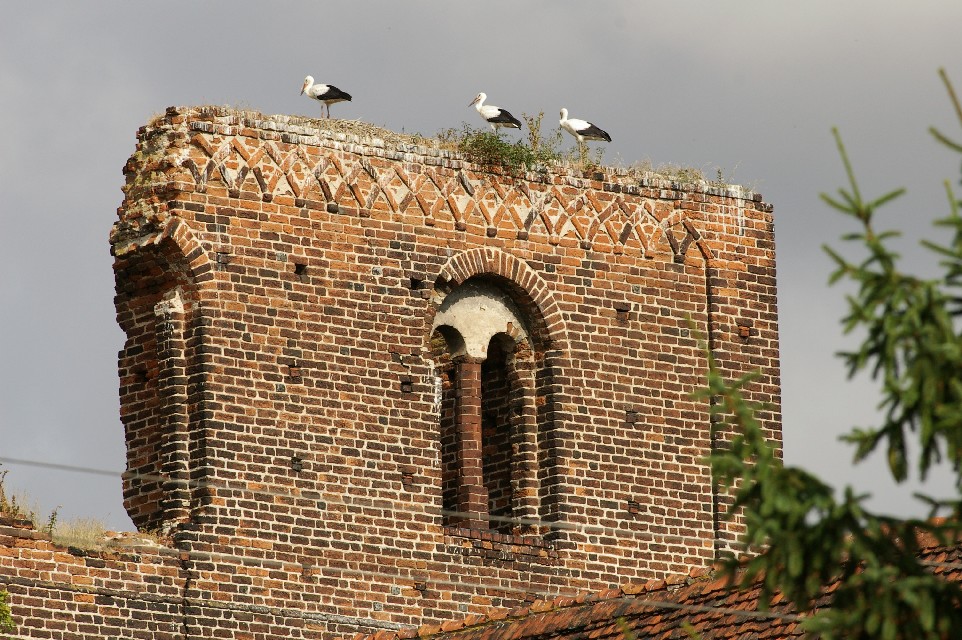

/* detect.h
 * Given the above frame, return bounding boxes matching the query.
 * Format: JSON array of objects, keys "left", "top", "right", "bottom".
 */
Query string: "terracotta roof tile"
[
  {"left": 595, "top": 588, "right": 623, "bottom": 600},
  {"left": 529, "top": 599, "right": 554, "bottom": 613},
  {"left": 689, "top": 566, "right": 710, "bottom": 578},
  {"left": 703, "top": 577, "right": 730, "bottom": 595},
  {"left": 418, "top": 623, "right": 442, "bottom": 637},
  {"left": 440, "top": 620, "right": 466, "bottom": 633},
  {"left": 643, "top": 579, "right": 666, "bottom": 592},
  {"left": 393, "top": 534, "right": 962, "bottom": 640},
  {"left": 506, "top": 606, "right": 530, "bottom": 618},
  {"left": 552, "top": 595, "right": 578, "bottom": 608}
]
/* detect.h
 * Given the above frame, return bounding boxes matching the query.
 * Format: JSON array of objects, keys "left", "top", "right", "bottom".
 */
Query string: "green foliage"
[
  {"left": 437, "top": 118, "right": 563, "bottom": 173},
  {"left": 706, "top": 68, "right": 962, "bottom": 639},
  {"left": 0, "top": 590, "right": 14, "bottom": 638},
  {"left": 43, "top": 505, "right": 59, "bottom": 536},
  {"left": 522, "top": 111, "right": 565, "bottom": 164}
]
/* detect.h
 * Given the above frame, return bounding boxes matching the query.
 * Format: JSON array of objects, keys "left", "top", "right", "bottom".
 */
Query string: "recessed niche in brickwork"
[
  {"left": 293, "top": 261, "right": 308, "bottom": 280},
  {"left": 432, "top": 328, "right": 459, "bottom": 518},
  {"left": 284, "top": 361, "right": 302, "bottom": 383},
  {"left": 615, "top": 301, "right": 632, "bottom": 323},
  {"left": 431, "top": 277, "right": 558, "bottom": 537}
]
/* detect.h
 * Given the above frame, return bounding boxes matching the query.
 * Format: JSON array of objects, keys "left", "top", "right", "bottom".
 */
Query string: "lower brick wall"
[
  {"left": 0, "top": 519, "right": 182, "bottom": 638},
  {"left": 0, "top": 512, "right": 713, "bottom": 638},
  {"left": 0, "top": 517, "right": 417, "bottom": 638}
]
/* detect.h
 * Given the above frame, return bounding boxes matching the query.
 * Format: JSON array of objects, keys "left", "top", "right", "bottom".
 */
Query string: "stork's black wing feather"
[
  {"left": 580, "top": 123, "right": 611, "bottom": 142},
  {"left": 488, "top": 109, "right": 523, "bottom": 129}
]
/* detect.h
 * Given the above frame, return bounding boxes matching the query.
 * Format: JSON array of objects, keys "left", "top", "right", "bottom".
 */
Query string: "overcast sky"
[{"left": 1, "top": 1, "right": 960, "bottom": 532}]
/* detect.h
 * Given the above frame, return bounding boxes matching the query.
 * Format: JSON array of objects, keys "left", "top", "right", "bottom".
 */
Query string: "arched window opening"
[
  {"left": 481, "top": 333, "right": 520, "bottom": 533},
  {"left": 431, "top": 276, "right": 552, "bottom": 537},
  {"left": 431, "top": 327, "right": 461, "bottom": 522}
]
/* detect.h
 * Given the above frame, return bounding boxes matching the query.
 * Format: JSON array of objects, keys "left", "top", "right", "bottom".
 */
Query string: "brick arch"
[
  {"left": 112, "top": 217, "right": 214, "bottom": 533},
  {"left": 431, "top": 247, "right": 568, "bottom": 353},
  {"left": 429, "top": 247, "right": 571, "bottom": 533},
  {"left": 113, "top": 218, "right": 214, "bottom": 289},
  {"left": 160, "top": 218, "right": 216, "bottom": 285}
]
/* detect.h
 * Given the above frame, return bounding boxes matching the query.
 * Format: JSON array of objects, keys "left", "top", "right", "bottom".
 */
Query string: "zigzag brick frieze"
[{"left": 141, "top": 107, "right": 767, "bottom": 264}]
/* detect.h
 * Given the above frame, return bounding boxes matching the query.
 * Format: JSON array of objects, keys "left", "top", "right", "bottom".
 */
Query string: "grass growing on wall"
[
  {"left": 0, "top": 466, "right": 110, "bottom": 551},
  {"left": 0, "top": 468, "right": 56, "bottom": 534}
]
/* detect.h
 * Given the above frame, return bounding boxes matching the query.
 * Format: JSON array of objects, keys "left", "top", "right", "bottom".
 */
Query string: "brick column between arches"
[{"left": 455, "top": 356, "right": 487, "bottom": 529}]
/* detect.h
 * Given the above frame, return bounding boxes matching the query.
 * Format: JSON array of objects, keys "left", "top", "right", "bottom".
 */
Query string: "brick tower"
[{"left": 110, "top": 106, "right": 780, "bottom": 636}]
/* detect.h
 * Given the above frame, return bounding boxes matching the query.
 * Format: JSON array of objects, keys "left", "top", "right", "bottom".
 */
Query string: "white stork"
[
  {"left": 469, "top": 92, "right": 523, "bottom": 132},
  {"left": 301, "top": 75, "right": 352, "bottom": 118},
  {"left": 559, "top": 108, "right": 612, "bottom": 143}
]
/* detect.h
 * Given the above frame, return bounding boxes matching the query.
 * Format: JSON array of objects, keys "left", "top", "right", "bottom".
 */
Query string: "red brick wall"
[
  {"left": 0, "top": 516, "right": 184, "bottom": 638},
  {"left": 4, "top": 105, "right": 780, "bottom": 637}
]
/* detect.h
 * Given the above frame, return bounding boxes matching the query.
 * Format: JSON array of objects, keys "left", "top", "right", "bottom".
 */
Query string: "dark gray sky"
[{"left": 1, "top": 1, "right": 960, "bottom": 531}]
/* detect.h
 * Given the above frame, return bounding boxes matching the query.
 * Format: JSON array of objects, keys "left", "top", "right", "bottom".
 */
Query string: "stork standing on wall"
[
  {"left": 469, "top": 92, "right": 523, "bottom": 132},
  {"left": 301, "top": 75, "right": 352, "bottom": 118},
  {"left": 559, "top": 108, "right": 612, "bottom": 143}
]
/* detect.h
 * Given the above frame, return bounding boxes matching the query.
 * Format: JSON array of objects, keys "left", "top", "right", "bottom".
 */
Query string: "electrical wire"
[
  {"left": 0, "top": 455, "right": 703, "bottom": 540},
  {"left": 1, "top": 453, "right": 958, "bottom": 631}
]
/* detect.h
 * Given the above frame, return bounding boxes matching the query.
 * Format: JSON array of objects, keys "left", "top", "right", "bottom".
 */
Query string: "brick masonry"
[{"left": 1, "top": 106, "right": 780, "bottom": 637}]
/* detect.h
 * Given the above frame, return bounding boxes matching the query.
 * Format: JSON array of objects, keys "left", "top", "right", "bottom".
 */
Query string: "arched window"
[
  {"left": 430, "top": 277, "right": 550, "bottom": 536},
  {"left": 481, "top": 333, "right": 519, "bottom": 533}
]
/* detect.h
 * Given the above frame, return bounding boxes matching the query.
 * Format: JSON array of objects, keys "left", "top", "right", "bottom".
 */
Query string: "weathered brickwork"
[
  {"left": 2, "top": 105, "right": 779, "bottom": 637},
  {"left": 0, "top": 516, "right": 184, "bottom": 638}
]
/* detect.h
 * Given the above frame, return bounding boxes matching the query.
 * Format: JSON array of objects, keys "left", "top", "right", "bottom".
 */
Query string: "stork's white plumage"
[
  {"left": 301, "top": 75, "right": 352, "bottom": 118},
  {"left": 469, "top": 92, "right": 523, "bottom": 132},
  {"left": 559, "top": 108, "right": 612, "bottom": 143}
]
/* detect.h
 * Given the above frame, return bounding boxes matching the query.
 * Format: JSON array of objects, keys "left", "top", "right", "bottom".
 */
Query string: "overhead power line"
[{"left": 1, "top": 453, "right": 957, "bottom": 632}]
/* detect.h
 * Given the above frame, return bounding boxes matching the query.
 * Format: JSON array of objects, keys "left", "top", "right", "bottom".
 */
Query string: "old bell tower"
[{"left": 110, "top": 105, "right": 780, "bottom": 635}]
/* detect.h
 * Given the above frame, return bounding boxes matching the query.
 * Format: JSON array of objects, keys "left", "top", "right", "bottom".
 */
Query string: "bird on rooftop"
[
  {"left": 559, "top": 108, "right": 612, "bottom": 143},
  {"left": 469, "top": 92, "right": 523, "bottom": 132},
  {"left": 301, "top": 76, "right": 352, "bottom": 118}
]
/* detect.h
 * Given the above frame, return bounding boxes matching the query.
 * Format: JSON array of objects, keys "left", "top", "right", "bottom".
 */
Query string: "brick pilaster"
[{"left": 455, "top": 356, "right": 487, "bottom": 529}]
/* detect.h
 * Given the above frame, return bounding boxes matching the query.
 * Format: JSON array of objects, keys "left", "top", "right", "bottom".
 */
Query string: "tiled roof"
[{"left": 350, "top": 534, "right": 962, "bottom": 640}]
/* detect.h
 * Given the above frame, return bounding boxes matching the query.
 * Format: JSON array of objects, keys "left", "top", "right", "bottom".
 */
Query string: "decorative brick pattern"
[{"left": 2, "top": 105, "right": 780, "bottom": 637}]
